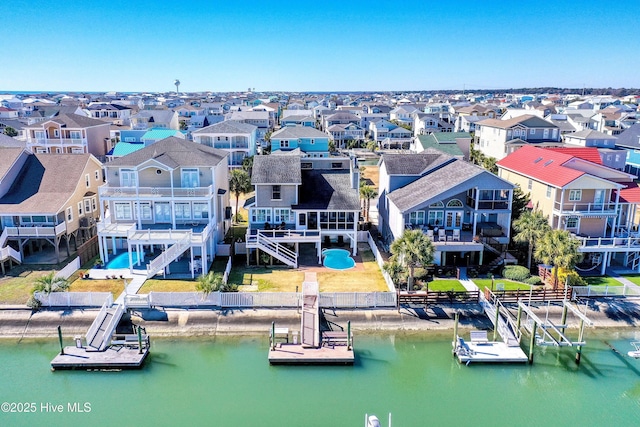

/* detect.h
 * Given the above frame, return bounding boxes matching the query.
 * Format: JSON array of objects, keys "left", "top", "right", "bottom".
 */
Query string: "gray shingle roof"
[
  {"left": 293, "top": 169, "right": 360, "bottom": 210},
  {"left": 0, "top": 148, "right": 24, "bottom": 180},
  {"left": 0, "top": 134, "right": 26, "bottom": 148},
  {"left": 25, "top": 113, "right": 107, "bottom": 129},
  {"left": 251, "top": 155, "right": 301, "bottom": 184},
  {"left": 615, "top": 123, "right": 640, "bottom": 149},
  {"left": 0, "top": 153, "right": 94, "bottom": 214},
  {"left": 107, "top": 137, "right": 227, "bottom": 168},
  {"left": 387, "top": 160, "right": 512, "bottom": 212},
  {"left": 271, "top": 127, "right": 328, "bottom": 139},
  {"left": 381, "top": 151, "right": 454, "bottom": 175},
  {"left": 193, "top": 120, "right": 257, "bottom": 134}
]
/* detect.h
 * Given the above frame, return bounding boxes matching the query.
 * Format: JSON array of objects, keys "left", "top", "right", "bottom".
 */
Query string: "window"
[
  {"left": 91, "top": 197, "right": 97, "bottom": 211},
  {"left": 429, "top": 201, "right": 444, "bottom": 208},
  {"left": 569, "top": 190, "right": 582, "bottom": 201},
  {"left": 192, "top": 202, "right": 209, "bottom": 219},
  {"left": 54, "top": 129, "right": 59, "bottom": 137},
  {"left": 70, "top": 131, "right": 82, "bottom": 139},
  {"left": 301, "top": 162, "right": 312, "bottom": 169},
  {"left": 95, "top": 170, "right": 100, "bottom": 181},
  {"left": 134, "top": 202, "right": 152, "bottom": 220},
  {"left": 114, "top": 202, "right": 132, "bottom": 220},
  {"left": 446, "top": 199, "right": 463, "bottom": 208},
  {"left": 281, "top": 140, "right": 289, "bottom": 148},
  {"left": 251, "top": 208, "right": 272, "bottom": 223},
  {"left": 274, "top": 208, "right": 293, "bottom": 223},
  {"left": 566, "top": 217, "right": 578, "bottom": 228},
  {"left": 528, "top": 179, "right": 533, "bottom": 190},
  {"left": 546, "top": 185, "right": 552, "bottom": 198},
  {"left": 271, "top": 185, "right": 281, "bottom": 200},
  {"left": 66, "top": 207, "right": 73, "bottom": 222},
  {"left": 181, "top": 168, "right": 199, "bottom": 188},
  {"left": 310, "top": 139, "right": 315, "bottom": 145},
  {"left": 84, "top": 199, "right": 91, "bottom": 214},
  {"left": 174, "top": 203, "right": 191, "bottom": 219},
  {"left": 120, "top": 169, "right": 136, "bottom": 187},
  {"left": 428, "top": 211, "right": 444, "bottom": 226},
  {"left": 332, "top": 162, "right": 342, "bottom": 169},
  {"left": 409, "top": 211, "right": 425, "bottom": 225},
  {"left": 77, "top": 202, "right": 83, "bottom": 216},
  {"left": 530, "top": 129, "right": 536, "bottom": 135},
  {"left": 85, "top": 174, "right": 90, "bottom": 187}
]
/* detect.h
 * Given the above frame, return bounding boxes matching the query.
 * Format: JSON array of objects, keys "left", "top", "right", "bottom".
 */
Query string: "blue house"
[
  {"left": 270, "top": 127, "right": 330, "bottom": 157},
  {"left": 615, "top": 123, "right": 640, "bottom": 176}
]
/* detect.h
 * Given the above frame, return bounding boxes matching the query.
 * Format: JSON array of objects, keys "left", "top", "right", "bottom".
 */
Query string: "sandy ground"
[{"left": 1, "top": 298, "right": 640, "bottom": 340}]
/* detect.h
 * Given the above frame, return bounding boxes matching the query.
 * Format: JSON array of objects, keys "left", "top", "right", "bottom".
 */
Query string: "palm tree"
[
  {"left": 195, "top": 271, "right": 223, "bottom": 296},
  {"left": 534, "top": 229, "right": 582, "bottom": 289},
  {"left": 359, "top": 184, "right": 378, "bottom": 222},
  {"left": 33, "top": 272, "right": 70, "bottom": 294},
  {"left": 513, "top": 209, "right": 551, "bottom": 270},
  {"left": 229, "top": 169, "right": 252, "bottom": 223},
  {"left": 389, "top": 229, "right": 435, "bottom": 291}
]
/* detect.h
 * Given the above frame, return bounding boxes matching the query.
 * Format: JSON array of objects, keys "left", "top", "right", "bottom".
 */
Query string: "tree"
[
  {"left": 366, "top": 140, "right": 378, "bottom": 152},
  {"left": 242, "top": 155, "right": 254, "bottom": 176},
  {"left": 389, "top": 229, "right": 435, "bottom": 291},
  {"left": 4, "top": 126, "right": 18, "bottom": 137},
  {"left": 359, "top": 184, "right": 378, "bottom": 222},
  {"left": 229, "top": 169, "right": 252, "bottom": 224},
  {"left": 33, "top": 272, "right": 70, "bottom": 294},
  {"left": 195, "top": 272, "right": 224, "bottom": 296},
  {"left": 328, "top": 139, "right": 336, "bottom": 153},
  {"left": 513, "top": 209, "right": 550, "bottom": 270},
  {"left": 534, "top": 229, "right": 582, "bottom": 289},
  {"left": 510, "top": 184, "right": 530, "bottom": 222}
]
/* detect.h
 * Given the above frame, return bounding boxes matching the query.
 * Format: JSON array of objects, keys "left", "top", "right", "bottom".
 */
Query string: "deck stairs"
[
  {"left": 145, "top": 233, "right": 192, "bottom": 278},
  {"left": 625, "top": 251, "right": 640, "bottom": 270},
  {"left": 85, "top": 296, "right": 124, "bottom": 351},
  {"left": 480, "top": 297, "right": 521, "bottom": 347},
  {"left": 247, "top": 232, "right": 297, "bottom": 268},
  {"left": 0, "top": 228, "right": 21, "bottom": 264}
]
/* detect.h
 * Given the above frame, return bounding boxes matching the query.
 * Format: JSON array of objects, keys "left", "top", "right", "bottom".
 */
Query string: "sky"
[{"left": 1, "top": 0, "right": 639, "bottom": 93}]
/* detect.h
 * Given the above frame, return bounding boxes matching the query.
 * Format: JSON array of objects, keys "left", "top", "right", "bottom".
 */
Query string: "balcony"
[
  {"left": 99, "top": 185, "right": 214, "bottom": 199},
  {"left": 31, "top": 138, "right": 87, "bottom": 146},
  {"left": 4, "top": 222, "right": 67, "bottom": 238},
  {"left": 554, "top": 201, "right": 617, "bottom": 216},
  {"left": 466, "top": 196, "right": 509, "bottom": 211},
  {"left": 213, "top": 142, "right": 249, "bottom": 149}
]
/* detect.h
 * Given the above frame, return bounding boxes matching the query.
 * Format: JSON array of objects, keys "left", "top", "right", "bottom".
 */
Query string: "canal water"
[{"left": 1, "top": 331, "right": 640, "bottom": 426}]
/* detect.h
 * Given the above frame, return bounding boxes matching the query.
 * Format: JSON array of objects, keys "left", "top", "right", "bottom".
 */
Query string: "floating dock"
[
  {"left": 453, "top": 336, "right": 528, "bottom": 364},
  {"left": 268, "top": 342, "right": 354, "bottom": 365},
  {"left": 51, "top": 344, "right": 149, "bottom": 370}
]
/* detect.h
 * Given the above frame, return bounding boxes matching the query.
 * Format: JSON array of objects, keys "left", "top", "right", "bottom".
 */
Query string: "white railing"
[
  {"left": 146, "top": 233, "right": 192, "bottom": 278},
  {"left": 84, "top": 294, "right": 114, "bottom": 343},
  {"left": 0, "top": 228, "right": 21, "bottom": 263},
  {"left": 554, "top": 201, "right": 617, "bottom": 214},
  {"left": 35, "top": 291, "right": 112, "bottom": 308},
  {"left": 124, "top": 294, "right": 151, "bottom": 309},
  {"left": 253, "top": 229, "right": 321, "bottom": 241},
  {"left": 577, "top": 236, "right": 640, "bottom": 249},
  {"left": 573, "top": 285, "right": 640, "bottom": 298},
  {"left": 55, "top": 257, "right": 80, "bottom": 279},
  {"left": 256, "top": 233, "right": 297, "bottom": 267},
  {"left": 128, "top": 227, "right": 192, "bottom": 244},
  {"left": 33, "top": 138, "right": 87, "bottom": 146},
  {"left": 146, "top": 291, "right": 397, "bottom": 308},
  {"left": 223, "top": 256, "right": 232, "bottom": 284},
  {"left": 97, "top": 303, "right": 124, "bottom": 351},
  {"left": 99, "top": 185, "right": 213, "bottom": 199},
  {"left": 4, "top": 222, "right": 66, "bottom": 237},
  {"left": 367, "top": 231, "right": 397, "bottom": 292}
]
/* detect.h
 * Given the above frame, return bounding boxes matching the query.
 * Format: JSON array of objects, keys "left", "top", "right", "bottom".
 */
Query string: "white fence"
[
  {"left": 55, "top": 256, "right": 81, "bottom": 279},
  {"left": 366, "top": 231, "right": 396, "bottom": 292},
  {"left": 216, "top": 244, "right": 231, "bottom": 257},
  {"left": 147, "top": 291, "right": 396, "bottom": 309},
  {"left": 35, "top": 291, "right": 112, "bottom": 307},
  {"left": 573, "top": 284, "right": 640, "bottom": 298},
  {"left": 222, "top": 257, "right": 232, "bottom": 284}
]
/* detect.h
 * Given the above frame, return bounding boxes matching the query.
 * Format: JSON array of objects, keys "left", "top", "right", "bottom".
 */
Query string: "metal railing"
[
  {"left": 553, "top": 201, "right": 617, "bottom": 214},
  {"left": 85, "top": 294, "right": 114, "bottom": 341},
  {"left": 99, "top": 185, "right": 214, "bottom": 198}
]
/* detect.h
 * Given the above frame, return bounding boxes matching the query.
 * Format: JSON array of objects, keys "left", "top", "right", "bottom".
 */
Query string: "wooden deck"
[
  {"left": 268, "top": 342, "right": 354, "bottom": 365},
  {"left": 51, "top": 345, "right": 149, "bottom": 370},
  {"left": 453, "top": 337, "right": 528, "bottom": 365}
]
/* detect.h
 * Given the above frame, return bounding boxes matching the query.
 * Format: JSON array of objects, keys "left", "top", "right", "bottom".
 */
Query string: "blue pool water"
[
  {"left": 105, "top": 251, "right": 142, "bottom": 269},
  {"left": 323, "top": 248, "right": 355, "bottom": 270}
]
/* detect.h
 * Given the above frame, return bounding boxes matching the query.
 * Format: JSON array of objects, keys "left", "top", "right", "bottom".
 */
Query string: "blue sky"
[{"left": 2, "top": 0, "right": 639, "bottom": 92}]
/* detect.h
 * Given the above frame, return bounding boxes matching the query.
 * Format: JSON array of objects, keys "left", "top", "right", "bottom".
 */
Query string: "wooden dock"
[
  {"left": 453, "top": 337, "right": 528, "bottom": 364},
  {"left": 268, "top": 342, "right": 354, "bottom": 365},
  {"left": 51, "top": 345, "right": 149, "bottom": 370}
]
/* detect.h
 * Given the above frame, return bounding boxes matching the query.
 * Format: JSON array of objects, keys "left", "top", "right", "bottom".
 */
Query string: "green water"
[{"left": 1, "top": 332, "right": 640, "bottom": 427}]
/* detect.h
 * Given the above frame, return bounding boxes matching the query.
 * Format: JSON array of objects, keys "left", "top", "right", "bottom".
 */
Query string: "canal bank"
[{"left": 1, "top": 298, "right": 640, "bottom": 339}]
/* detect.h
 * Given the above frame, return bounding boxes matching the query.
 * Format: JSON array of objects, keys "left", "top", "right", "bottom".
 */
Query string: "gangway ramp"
[
  {"left": 481, "top": 296, "right": 520, "bottom": 346},
  {"left": 301, "top": 273, "right": 320, "bottom": 348},
  {"left": 85, "top": 296, "right": 124, "bottom": 351}
]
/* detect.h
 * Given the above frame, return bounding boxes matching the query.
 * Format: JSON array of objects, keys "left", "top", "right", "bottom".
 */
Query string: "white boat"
[
  {"left": 365, "top": 413, "right": 390, "bottom": 427},
  {"left": 628, "top": 342, "right": 640, "bottom": 358}
]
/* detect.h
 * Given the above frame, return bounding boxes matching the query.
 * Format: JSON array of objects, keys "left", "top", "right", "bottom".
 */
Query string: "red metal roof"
[
  {"left": 545, "top": 147, "right": 602, "bottom": 165},
  {"left": 496, "top": 146, "right": 585, "bottom": 187},
  {"left": 618, "top": 182, "right": 640, "bottom": 204}
]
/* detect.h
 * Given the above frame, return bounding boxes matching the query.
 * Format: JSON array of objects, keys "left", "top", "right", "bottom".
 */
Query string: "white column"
[
  {"left": 98, "top": 235, "right": 105, "bottom": 263},
  {"left": 190, "top": 249, "right": 195, "bottom": 279}
]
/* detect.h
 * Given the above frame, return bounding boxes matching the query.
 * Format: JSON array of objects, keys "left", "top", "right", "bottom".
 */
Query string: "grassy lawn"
[
  {"left": 424, "top": 280, "right": 466, "bottom": 292},
  {"left": 139, "top": 279, "right": 199, "bottom": 293},
  {"left": 583, "top": 276, "right": 623, "bottom": 287},
  {"left": 0, "top": 269, "right": 52, "bottom": 304},
  {"left": 317, "top": 249, "right": 388, "bottom": 292},
  {"left": 473, "top": 278, "right": 532, "bottom": 291},
  {"left": 69, "top": 278, "right": 125, "bottom": 295},
  {"left": 621, "top": 275, "right": 640, "bottom": 286}
]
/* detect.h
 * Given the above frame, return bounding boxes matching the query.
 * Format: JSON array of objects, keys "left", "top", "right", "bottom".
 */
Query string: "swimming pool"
[
  {"left": 105, "top": 251, "right": 143, "bottom": 269},
  {"left": 322, "top": 248, "right": 355, "bottom": 270}
]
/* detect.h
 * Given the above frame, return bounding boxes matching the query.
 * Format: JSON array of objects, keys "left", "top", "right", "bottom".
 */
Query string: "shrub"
[
  {"left": 502, "top": 265, "right": 531, "bottom": 282},
  {"left": 524, "top": 275, "right": 542, "bottom": 286},
  {"left": 558, "top": 269, "right": 586, "bottom": 287}
]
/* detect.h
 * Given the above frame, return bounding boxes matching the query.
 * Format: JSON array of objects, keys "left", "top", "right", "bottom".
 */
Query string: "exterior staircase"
[
  {"left": 0, "top": 228, "right": 21, "bottom": 264},
  {"left": 247, "top": 231, "right": 298, "bottom": 268},
  {"left": 625, "top": 251, "right": 640, "bottom": 271},
  {"left": 145, "top": 233, "right": 192, "bottom": 278}
]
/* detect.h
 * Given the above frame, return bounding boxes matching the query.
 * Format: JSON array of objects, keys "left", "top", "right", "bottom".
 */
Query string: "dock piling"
[
  {"left": 137, "top": 327, "right": 143, "bottom": 354},
  {"left": 453, "top": 311, "right": 459, "bottom": 355},
  {"left": 528, "top": 321, "right": 537, "bottom": 364},
  {"left": 57, "top": 325, "right": 64, "bottom": 355}
]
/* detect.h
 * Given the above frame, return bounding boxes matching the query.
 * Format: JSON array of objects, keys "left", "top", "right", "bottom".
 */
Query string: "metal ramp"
[
  {"left": 481, "top": 297, "right": 521, "bottom": 346},
  {"left": 301, "top": 274, "right": 320, "bottom": 348},
  {"left": 85, "top": 295, "right": 124, "bottom": 351}
]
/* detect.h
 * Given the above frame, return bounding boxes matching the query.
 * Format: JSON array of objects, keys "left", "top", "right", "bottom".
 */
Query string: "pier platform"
[
  {"left": 453, "top": 336, "right": 528, "bottom": 364},
  {"left": 268, "top": 342, "right": 354, "bottom": 365},
  {"left": 51, "top": 345, "right": 149, "bottom": 370}
]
